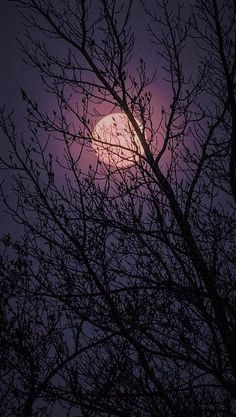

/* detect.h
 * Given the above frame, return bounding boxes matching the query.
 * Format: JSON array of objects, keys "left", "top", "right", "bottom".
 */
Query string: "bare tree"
[{"left": 0, "top": 0, "right": 235, "bottom": 416}]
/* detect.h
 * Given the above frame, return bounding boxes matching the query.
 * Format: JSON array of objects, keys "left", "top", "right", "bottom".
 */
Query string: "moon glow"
[{"left": 92, "top": 113, "right": 143, "bottom": 168}]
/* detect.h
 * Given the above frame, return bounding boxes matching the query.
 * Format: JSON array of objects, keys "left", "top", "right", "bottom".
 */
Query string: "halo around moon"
[{"left": 92, "top": 113, "right": 144, "bottom": 168}]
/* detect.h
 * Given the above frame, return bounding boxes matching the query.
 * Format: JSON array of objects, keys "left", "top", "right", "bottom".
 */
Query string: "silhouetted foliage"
[{"left": 0, "top": 1, "right": 236, "bottom": 416}]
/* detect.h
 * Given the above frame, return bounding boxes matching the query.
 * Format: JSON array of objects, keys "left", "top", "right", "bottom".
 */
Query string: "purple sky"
[
  {"left": 0, "top": 0, "right": 195, "bottom": 236},
  {"left": 0, "top": 2, "right": 40, "bottom": 117}
]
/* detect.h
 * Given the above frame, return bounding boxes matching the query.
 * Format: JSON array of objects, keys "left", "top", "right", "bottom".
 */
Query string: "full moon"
[{"left": 92, "top": 113, "right": 143, "bottom": 168}]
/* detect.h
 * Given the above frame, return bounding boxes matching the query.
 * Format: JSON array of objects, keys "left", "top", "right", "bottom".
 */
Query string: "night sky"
[
  {"left": 0, "top": 0, "right": 196, "bottom": 234},
  {"left": 0, "top": 1, "right": 42, "bottom": 235},
  {"left": 0, "top": 0, "right": 157, "bottom": 234},
  {"left": 0, "top": 1, "right": 235, "bottom": 416}
]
